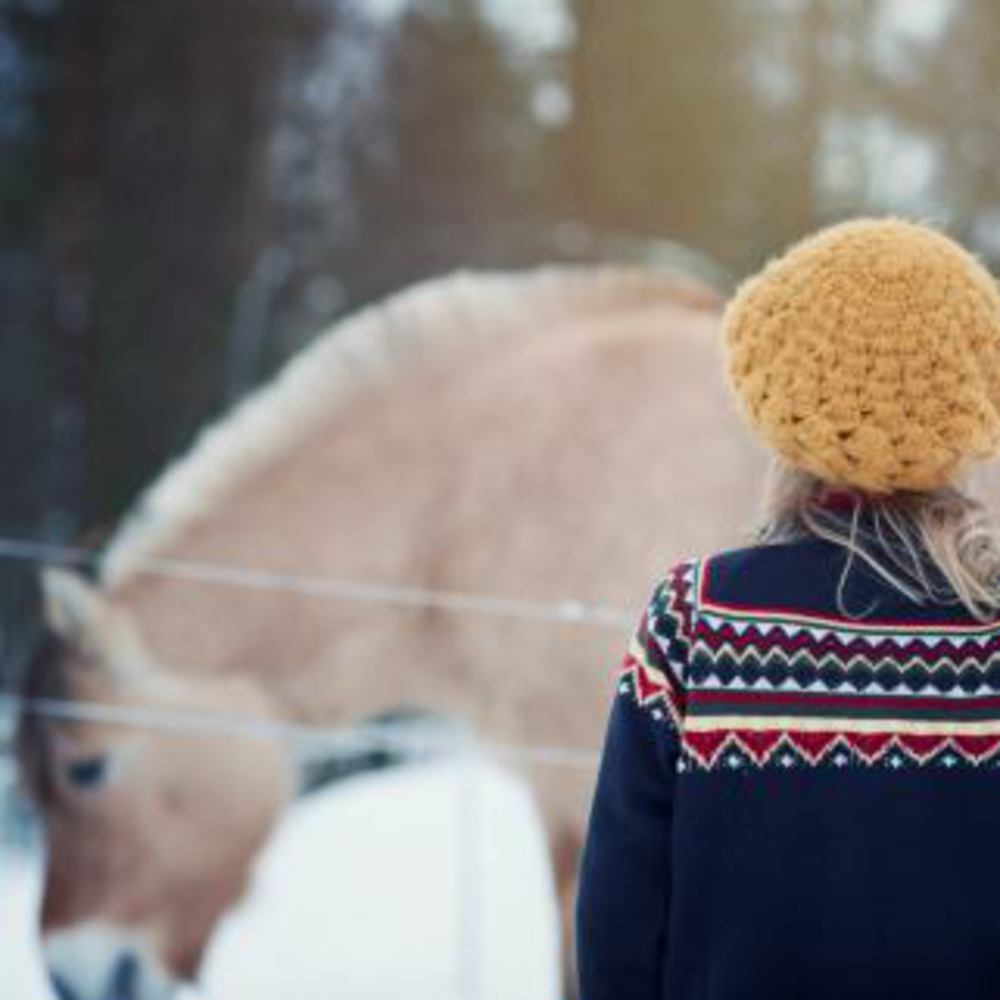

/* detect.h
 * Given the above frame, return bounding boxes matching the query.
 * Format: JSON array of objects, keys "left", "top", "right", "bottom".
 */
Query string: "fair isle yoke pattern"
[
  {"left": 618, "top": 554, "right": 1000, "bottom": 773},
  {"left": 617, "top": 558, "right": 697, "bottom": 733},
  {"left": 582, "top": 532, "right": 1000, "bottom": 1000}
]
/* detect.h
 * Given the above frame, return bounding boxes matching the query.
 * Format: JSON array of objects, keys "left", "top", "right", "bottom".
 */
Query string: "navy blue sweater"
[{"left": 577, "top": 526, "right": 1000, "bottom": 1000}]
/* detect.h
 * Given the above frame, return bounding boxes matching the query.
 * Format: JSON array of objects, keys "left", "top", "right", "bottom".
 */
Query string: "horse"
[{"left": 16, "top": 263, "right": 769, "bottom": 1000}]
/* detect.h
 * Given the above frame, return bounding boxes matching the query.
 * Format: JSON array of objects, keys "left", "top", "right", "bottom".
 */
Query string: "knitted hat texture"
[{"left": 722, "top": 217, "right": 1000, "bottom": 493}]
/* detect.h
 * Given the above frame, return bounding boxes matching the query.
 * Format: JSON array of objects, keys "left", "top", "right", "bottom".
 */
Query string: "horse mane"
[{"left": 101, "top": 264, "right": 720, "bottom": 589}]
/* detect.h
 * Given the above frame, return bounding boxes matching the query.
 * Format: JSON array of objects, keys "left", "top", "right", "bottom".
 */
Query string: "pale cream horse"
[{"left": 18, "top": 265, "right": 768, "bottom": 1000}]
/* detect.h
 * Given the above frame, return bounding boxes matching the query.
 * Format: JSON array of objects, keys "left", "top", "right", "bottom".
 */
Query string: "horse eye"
[{"left": 65, "top": 755, "right": 108, "bottom": 790}]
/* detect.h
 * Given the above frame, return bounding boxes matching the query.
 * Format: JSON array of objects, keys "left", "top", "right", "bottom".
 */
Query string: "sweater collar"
[{"left": 813, "top": 486, "right": 866, "bottom": 514}]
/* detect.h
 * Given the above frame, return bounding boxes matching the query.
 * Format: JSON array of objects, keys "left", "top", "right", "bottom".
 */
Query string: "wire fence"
[
  {"left": 0, "top": 536, "right": 633, "bottom": 630},
  {"left": 0, "top": 691, "right": 601, "bottom": 771},
  {"left": 0, "top": 534, "right": 614, "bottom": 998},
  {"left": 0, "top": 533, "right": 616, "bottom": 766}
]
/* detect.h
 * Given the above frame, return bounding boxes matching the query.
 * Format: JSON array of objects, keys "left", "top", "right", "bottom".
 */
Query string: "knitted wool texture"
[{"left": 722, "top": 217, "right": 1000, "bottom": 493}]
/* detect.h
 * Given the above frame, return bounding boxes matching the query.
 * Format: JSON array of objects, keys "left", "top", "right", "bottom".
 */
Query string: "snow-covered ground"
[
  {"left": 2, "top": 756, "right": 561, "bottom": 1000},
  {"left": 3, "top": 840, "right": 50, "bottom": 998}
]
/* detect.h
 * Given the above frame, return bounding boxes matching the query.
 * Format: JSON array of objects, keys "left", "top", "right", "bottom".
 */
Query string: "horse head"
[{"left": 17, "top": 568, "right": 295, "bottom": 1000}]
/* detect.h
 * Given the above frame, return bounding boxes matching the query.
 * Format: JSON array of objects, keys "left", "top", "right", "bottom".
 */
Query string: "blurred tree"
[
  {"left": 0, "top": 0, "right": 539, "bottom": 549},
  {"left": 1, "top": 0, "right": 323, "bottom": 688},
  {"left": 559, "top": 0, "right": 775, "bottom": 270},
  {"left": 338, "top": 0, "right": 543, "bottom": 303},
  {"left": 1, "top": 0, "right": 992, "bottom": 694},
  {"left": 0, "top": 0, "right": 60, "bottom": 537},
  {"left": 45, "top": 0, "right": 101, "bottom": 543},
  {"left": 87, "top": 0, "right": 320, "bottom": 523},
  {"left": 885, "top": 1, "right": 1000, "bottom": 249},
  {"left": 558, "top": 0, "right": 926, "bottom": 272},
  {"left": 0, "top": 0, "right": 63, "bottom": 678}
]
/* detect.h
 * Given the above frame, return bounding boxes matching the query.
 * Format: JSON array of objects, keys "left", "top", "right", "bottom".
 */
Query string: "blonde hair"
[{"left": 751, "top": 457, "right": 1000, "bottom": 623}]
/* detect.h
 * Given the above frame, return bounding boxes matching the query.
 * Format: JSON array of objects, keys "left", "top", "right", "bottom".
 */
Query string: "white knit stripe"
[
  {"left": 691, "top": 674, "right": 1000, "bottom": 701},
  {"left": 684, "top": 714, "right": 1000, "bottom": 736}
]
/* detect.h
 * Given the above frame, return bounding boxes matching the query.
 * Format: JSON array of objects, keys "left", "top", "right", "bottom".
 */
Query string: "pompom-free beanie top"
[{"left": 722, "top": 218, "right": 1000, "bottom": 492}]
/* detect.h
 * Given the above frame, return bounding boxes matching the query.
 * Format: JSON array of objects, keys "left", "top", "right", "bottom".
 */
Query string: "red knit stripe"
[
  {"left": 690, "top": 689, "right": 1000, "bottom": 713},
  {"left": 699, "top": 621, "right": 1000, "bottom": 659}
]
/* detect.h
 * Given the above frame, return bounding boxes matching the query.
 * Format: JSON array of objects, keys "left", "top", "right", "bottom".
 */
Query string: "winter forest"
[
  {"left": 3, "top": 0, "right": 1000, "bottom": 660},
  {"left": 5, "top": 1, "right": 1000, "bottom": 998}
]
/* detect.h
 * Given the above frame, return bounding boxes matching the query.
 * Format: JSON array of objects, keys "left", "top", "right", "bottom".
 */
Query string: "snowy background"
[
  {"left": 2, "top": 755, "right": 561, "bottom": 1000},
  {"left": 3, "top": 1, "right": 1000, "bottom": 996},
  {"left": 0, "top": 0, "right": 996, "bottom": 622}
]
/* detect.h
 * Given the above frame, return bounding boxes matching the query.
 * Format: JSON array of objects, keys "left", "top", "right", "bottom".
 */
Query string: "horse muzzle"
[{"left": 43, "top": 923, "right": 177, "bottom": 1000}]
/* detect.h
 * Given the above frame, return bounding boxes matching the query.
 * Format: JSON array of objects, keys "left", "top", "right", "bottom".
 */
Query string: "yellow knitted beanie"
[{"left": 722, "top": 217, "right": 1000, "bottom": 493}]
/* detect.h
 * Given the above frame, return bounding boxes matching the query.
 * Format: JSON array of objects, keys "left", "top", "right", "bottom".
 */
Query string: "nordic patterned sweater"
[{"left": 576, "top": 519, "right": 1000, "bottom": 1000}]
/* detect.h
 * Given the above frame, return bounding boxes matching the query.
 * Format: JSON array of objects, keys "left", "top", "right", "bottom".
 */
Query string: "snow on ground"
[
  {"left": 2, "top": 756, "right": 561, "bottom": 1000},
  {"left": 1, "top": 842, "right": 51, "bottom": 999}
]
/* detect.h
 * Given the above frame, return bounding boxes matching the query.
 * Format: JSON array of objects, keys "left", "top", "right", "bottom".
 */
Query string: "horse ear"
[
  {"left": 41, "top": 568, "right": 105, "bottom": 645},
  {"left": 41, "top": 568, "right": 152, "bottom": 681}
]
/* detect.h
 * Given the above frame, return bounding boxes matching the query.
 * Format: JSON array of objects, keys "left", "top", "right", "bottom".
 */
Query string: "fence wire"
[
  {"left": 0, "top": 536, "right": 632, "bottom": 630},
  {"left": 0, "top": 533, "right": 609, "bottom": 998},
  {"left": 0, "top": 534, "right": 616, "bottom": 767},
  {"left": 0, "top": 692, "right": 601, "bottom": 770}
]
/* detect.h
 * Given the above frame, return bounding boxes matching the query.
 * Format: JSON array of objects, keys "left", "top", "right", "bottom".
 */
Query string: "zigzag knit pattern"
[
  {"left": 618, "top": 558, "right": 694, "bottom": 733},
  {"left": 617, "top": 554, "right": 1000, "bottom": 773}
]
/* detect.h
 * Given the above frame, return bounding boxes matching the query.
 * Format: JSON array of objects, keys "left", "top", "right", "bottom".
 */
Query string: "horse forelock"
[{"left": 99, "top": 265, "right": 720, "bottom": 591}]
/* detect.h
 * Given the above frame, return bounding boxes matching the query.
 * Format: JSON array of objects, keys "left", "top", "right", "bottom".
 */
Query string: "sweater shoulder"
[{"left": 697, "top": 537, "right": 841, "bottom": 615}]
